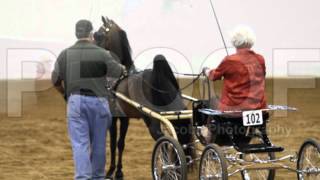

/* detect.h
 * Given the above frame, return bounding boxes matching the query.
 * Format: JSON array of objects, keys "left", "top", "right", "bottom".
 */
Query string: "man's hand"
[
  {"left": 121, "top": 65, "right": 128, "bottom": 76},
  {"left": 54, "top": 80, "right": 65, "bottom": 95}
]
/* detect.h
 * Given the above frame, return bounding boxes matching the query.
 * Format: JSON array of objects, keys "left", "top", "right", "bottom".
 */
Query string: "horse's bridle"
[
  {"left": 101, "top": 16, "right": 114, "bottom": 33},
  {"left": 94, "top": 17, "right": 114, "bottom": 46}
]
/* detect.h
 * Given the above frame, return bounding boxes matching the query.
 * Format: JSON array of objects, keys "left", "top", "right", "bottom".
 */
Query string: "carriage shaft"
[
  {"left": 114, "top": 92, "right": 178, "bottom": 140},
  {"left": 160, "top": 110, "right": 193, "bottom": 115},
  {"left": 182, "top": 94, "right": 199, "bottom": 102},
  {"left": 162, "top": 114, "right": 193, "bottom": 120}
]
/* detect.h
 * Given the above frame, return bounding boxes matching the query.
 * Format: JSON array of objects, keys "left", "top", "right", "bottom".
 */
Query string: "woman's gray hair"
[{"left": 230, "top": 25, "right": 256, "bottom": 49}]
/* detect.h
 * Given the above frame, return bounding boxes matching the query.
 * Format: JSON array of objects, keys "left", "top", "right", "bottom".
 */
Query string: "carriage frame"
[{"left": 113, "top": 91, "right": 320, "bottom": 180}]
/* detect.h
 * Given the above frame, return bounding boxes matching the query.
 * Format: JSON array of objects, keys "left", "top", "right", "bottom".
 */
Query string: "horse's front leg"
[
  {"left": 115, "top": 117, "right": 129, "bottom": 179},
  {"left": 106, "top": 117, "right": 118, "bottom": 179}
]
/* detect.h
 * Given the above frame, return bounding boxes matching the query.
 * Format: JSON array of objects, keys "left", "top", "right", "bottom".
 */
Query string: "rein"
[
  {"left": 109, "top": 70, "right": 204, "bottom": 95},
  {"left": 145, "top": 71, "right": 204, "bottom": 94},
  {"left": 175, "top": 72, "right": 203, "bottom": 91},
  {"left": 173, "top": 71, "right": 201, "bottom": 77}
]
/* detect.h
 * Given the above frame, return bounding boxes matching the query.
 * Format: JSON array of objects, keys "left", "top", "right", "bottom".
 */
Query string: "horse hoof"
[
  {"left": 105, "top": 176, "right": 113, "bottom": 180},
  {"left": 115, "top": 176, "right": 123, "bottom": 180},
  {"left": 106, "top": 166, "right": 116, "bottom": 178},
  {"left": 115, "top": 170, "right": 124, "bottom": 180}
]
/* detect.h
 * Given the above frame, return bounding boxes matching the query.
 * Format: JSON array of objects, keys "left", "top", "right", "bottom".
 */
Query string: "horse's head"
[
  {"left": 94, "top": 16, "right": 133, "bottom": 70},
  {"left": 94, "top": 16, "right": 118, "bottom": 48}
]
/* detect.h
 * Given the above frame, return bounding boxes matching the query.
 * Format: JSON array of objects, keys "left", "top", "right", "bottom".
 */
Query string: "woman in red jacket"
[{"left": 204, "top": 26, "right": 267, "bottom": 112}]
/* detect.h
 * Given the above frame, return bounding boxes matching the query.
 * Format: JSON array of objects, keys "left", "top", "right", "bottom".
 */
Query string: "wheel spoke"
[
  {"left": 256, "top": 169, "right": 268, "bottom": 180},
  {"left": 166, "top": 171, "right": 174, "bottom": 180},
  {"left": 161, "top": 143, "right": 170, "bottom": 164},
  {"left": 242, "top": 170, "right": 251, "bottom": 180},
  {"left": 243, "top": 153, "right": 270, "bottom": 179},
  {"left": 159, "top": 147, "right": 165, "bottom": 165},
  {"left": 172, "top": 149, "right": 180, "bottom": 165},
  {"left": 240, "top": 135, "right": 275, "bottom": 180},
  {"left": 302, "top": 146, "right": 316, "bottom": 169},
  {"left": 161, "top": 173, "right": 168, "bottom": 180},
  {"left": 200, "top": 147, "right": 224, "bottom": 180},
  {"left": 174, "top": 170, "right": 182, "bottom": 179}
]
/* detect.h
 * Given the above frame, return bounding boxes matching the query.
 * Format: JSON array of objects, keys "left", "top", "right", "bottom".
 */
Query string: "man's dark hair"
[{"left": 75, "top": 19, "right": 93, "bottom": 39}]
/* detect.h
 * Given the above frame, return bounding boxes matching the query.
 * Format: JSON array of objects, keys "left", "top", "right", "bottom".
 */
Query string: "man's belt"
[{"left": 72, "top": 90, "right": 96, "bottom": 97}]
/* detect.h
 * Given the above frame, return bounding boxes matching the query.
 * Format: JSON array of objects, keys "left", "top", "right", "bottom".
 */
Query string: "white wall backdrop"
[{"left": 1, "top": 0, "right": 320, "bottom": 79}]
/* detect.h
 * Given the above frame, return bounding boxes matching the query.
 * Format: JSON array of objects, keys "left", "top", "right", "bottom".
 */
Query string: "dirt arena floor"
[{"left": 0, "top": 78, "right": 319, "bottom": 180}]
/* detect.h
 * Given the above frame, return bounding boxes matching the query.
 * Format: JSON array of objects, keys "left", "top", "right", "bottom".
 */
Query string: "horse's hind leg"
[
  {"left": 172, "top": 119, "right": 193, "bottom": 156},
  {"left": 115, "top": 117, "right": 129, "bottom": 179},
  {"left": 143, "top": 116, "right": 164, "bottom": 141},
  {"left": 106, "top": 117, "right": 118, "bottom": 179}
]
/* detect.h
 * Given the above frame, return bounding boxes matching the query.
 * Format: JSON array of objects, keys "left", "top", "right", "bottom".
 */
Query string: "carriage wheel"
[
  {"left": 152, "top": 136, "right": 187, "bottom": 180},
  {"left": 240, "top": 135, "right": 276, "bottom": 180},
  {"left": 199, "top": 144, "right": 228, "bottom": 180},
  {"left": 297, "top": 138, "right": 320, "bottom": 180}
]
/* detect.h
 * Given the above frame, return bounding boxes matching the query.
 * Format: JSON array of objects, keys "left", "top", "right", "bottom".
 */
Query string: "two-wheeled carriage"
[{"left": 112, "top": 90, "right": 320, "bottom": 180}]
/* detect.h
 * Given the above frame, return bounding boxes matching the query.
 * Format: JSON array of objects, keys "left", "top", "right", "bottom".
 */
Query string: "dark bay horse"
[{"left": 94, "top": 16, "right": 192, "bottom": 179}]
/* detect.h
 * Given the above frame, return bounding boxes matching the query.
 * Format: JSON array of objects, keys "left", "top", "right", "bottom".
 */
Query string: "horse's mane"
[
  {"left": 106, "top": 24, "right": 134, "bottom": 70},
  {"left": 118, "top": 30, "right": 133, "bottom": 70},
  {"left": 94, "top": 19, "right": 134, "bottom": 71}
]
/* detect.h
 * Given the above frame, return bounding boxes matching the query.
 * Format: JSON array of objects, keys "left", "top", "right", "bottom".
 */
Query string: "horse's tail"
[
  {"left": 149, "top": 56, "right": 194, "bottom": 157},
  {"left": 151, "top": 56, "right": 181, "bottom": 106}
]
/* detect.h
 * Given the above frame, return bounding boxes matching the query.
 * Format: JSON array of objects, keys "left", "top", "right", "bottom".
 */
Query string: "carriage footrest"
[{"left": 240, "top": 144, "right": 284, "bottom": 153}]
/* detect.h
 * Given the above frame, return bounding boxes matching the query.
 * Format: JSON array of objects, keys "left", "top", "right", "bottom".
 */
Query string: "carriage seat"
[{"left": 193, "top": 100, "right": 285, "bottom": 153}]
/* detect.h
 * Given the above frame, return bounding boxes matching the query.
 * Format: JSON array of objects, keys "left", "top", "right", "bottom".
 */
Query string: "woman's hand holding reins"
[{"left": 202, "top": 67, "right": 211, "bottom": 77}]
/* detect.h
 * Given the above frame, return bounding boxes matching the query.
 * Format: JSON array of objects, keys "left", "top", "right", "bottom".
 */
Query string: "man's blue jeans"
[{"left": 67, "top": 94, "right": 112, "bottom": 180}]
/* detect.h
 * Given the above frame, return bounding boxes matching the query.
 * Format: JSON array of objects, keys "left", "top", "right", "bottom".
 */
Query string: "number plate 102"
[{"left": 242, "top": 110, "right": 263, "bottom": 126}]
